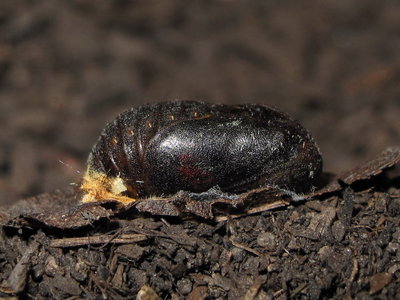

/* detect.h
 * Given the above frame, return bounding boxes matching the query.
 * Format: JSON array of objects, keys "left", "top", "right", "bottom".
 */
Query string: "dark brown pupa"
[{"left": 81, "top": 100, "right": 322, "bottom": 203}]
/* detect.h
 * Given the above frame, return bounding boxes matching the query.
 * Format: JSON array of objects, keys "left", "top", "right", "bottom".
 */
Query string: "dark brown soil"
[{"left": 1, "top": 0, "right": 400, "bottom": 299}]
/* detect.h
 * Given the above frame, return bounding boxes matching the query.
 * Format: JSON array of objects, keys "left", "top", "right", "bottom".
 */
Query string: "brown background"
[{"left": 0, "top": 0, "right": 399, "bottom": 207}]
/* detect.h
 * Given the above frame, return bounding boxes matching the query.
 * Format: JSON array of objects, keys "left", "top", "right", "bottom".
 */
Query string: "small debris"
[
  {"left": 0, "top": 242, "right": 39, "bottom": 295},
  {"left": 136, "top": 285, "right": 161, "bottom": 300},
  {"left": 256, "top": 232, "right": 277, "bottom": 250},
  {"left": 369, "top": 272, "right": 392, "bottom": 295}
]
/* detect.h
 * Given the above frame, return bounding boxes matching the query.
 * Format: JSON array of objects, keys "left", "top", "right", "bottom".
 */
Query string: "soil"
[{"left": 1, "top": 0, "right": 400, "bottom": 299}]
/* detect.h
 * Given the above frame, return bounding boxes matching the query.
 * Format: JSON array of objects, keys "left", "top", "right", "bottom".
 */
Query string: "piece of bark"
[{"left": 340, "top": 146, "right": 400, "bottom": 185}]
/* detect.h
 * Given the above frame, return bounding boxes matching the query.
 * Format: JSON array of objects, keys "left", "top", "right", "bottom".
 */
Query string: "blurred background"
[{"left": 0, "top": 0, "right": 399, "bottom": 207}]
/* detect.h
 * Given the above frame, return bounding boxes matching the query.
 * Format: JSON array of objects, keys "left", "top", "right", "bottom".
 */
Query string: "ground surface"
[{"left": 0, "top": 0, "right": 400, "bottom": 299}]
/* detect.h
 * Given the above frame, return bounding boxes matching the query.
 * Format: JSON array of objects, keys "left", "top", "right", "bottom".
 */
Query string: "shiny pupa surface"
[{"left": 81, "top": 101, "right": 322, "bottom": 203}]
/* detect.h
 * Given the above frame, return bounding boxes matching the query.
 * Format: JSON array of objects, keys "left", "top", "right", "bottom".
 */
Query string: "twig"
[
  {"left": 215, "top": 200, "right": 289, "bottom": 222},
  {"left": 230, "top": 239, "right": 261, "bottom": 256},
  {"left": 50, "top": 233, "right": 147, "bottom": 248}
]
